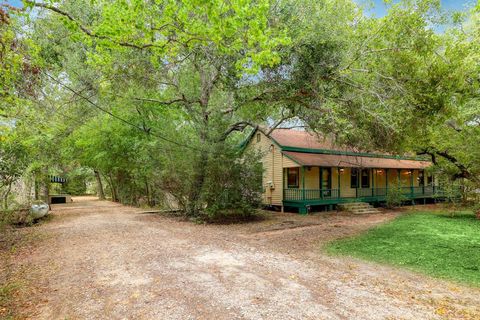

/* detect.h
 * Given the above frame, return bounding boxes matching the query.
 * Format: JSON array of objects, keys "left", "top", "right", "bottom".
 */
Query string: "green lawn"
[{"left": 326, "top": 211, "right": 480, "bottom": 286}]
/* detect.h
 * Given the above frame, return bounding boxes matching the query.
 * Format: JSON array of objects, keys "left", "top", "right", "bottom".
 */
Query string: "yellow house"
[{"left": 244, "top": 128, "right": 438, "bottom": 213}]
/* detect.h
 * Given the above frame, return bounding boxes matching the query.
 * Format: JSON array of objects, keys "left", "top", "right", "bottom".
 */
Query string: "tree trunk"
[
  {"left": 185, "top": 62, "right": 217, "bottom": 216},
  {"left": 94, "top": 170, "right": 105, "bottom": 200},
  {"left": 187, "top": 152, "right": 208, "bottom": 216},
  {"left": 2, "top": 181, "right": 12, "bottom": 210},
  {"left": 42, "top": 168, "right": 49, "bottom": 204},
  {"left": 187, "top": 108, "right": 209, "bottom": 216},
  {"left": 108, "top": 173, "right": 118, "bottom": 202},
  {"left": 145, "top": 179, "right": 152, "bottom": 206},
  {"left": 34, "top": 175, "right": 39, "bottom": 200}
]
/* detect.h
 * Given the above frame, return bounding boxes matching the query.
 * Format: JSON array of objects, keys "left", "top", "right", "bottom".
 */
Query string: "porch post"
[
  {"left": 422, "top": 170, "right": 425, "bottom": 195},
  {"left": 302, "top": 166, "right": 305, "bottom": 201},
  {"left": 386, "top": 168, "right": 389, "bottom": 192},
  {"left": 397, "top": 169, "right": 401, "bottom": 187},
  {"left": 410, "top": 170, "right": 414, "bottom": 198},
  {"left": 320, "top": 167, "right": 323, "bottom": 200},
  {"left": 372, "top": 169, "right": 375, "bottom": 197},
  {"left": 300, "top": 166, "right": 307, "bottom": 214},
  {"left": 337, "top": 167, "right": 341, "bottom": 199},
  {"left": 355, "top": 169, "right": 358, "bottom": 198}
]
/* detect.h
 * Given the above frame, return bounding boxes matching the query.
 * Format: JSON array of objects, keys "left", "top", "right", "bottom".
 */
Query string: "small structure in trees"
[{"left": 243, "top": 128, "right": 441, "bottom": 214}]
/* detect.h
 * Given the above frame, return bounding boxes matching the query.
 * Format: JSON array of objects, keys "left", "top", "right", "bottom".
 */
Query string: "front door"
[{"left": 321, "top": 167, "right": 332, "bottom": 197}]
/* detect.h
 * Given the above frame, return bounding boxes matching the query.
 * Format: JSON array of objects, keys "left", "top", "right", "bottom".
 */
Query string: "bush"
[
  {"left": 1, "top": 207, "right": 34, "bottom": 226},
  {"left": 200, "top": 147, "right": 263, "bottom": 222},
  {"left": 385, "top": 185, "right": 407, "bottom": 208},
  {"left": 472, "top": 203, "right": 480, "bottom": 220}
]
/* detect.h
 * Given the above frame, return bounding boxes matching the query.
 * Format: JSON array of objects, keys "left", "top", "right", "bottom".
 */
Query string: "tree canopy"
[{"left": 1, "top": 0, "right": 479, "bottom": 217}]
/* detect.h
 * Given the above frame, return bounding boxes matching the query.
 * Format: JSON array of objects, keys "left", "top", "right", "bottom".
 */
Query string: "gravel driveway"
[{"left": 4, "top": 197, "right": 480, "bottom": 319}]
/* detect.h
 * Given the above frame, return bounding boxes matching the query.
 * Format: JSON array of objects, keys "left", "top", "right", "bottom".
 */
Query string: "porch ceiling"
[{"left": 282, "top": 151, "right": 431, "bottom": 169}]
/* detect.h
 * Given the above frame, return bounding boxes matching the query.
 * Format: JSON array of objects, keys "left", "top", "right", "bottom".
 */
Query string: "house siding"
[
  {"left": 244, "top": 129, "right": 431, "bottom": 208},
  {"left": 245, "top": 131, "right": 285, "bottom": 206}
]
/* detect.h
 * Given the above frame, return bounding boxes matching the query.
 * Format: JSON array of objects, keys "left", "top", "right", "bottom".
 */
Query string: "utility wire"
[{"left": 43, "top": 72, "right": 201, "bottom": 151}]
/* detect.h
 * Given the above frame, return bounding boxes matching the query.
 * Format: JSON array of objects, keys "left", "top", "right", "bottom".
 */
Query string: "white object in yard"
[{"left": 30, "top": 201, "right": 49, "bottom": 219}]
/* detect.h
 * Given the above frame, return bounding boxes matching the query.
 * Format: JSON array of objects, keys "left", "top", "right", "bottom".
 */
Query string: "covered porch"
[{"left": 281, "top": 151, "right": 435, "bottom": 213}]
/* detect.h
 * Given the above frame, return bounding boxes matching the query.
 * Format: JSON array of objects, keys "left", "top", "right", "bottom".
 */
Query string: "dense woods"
[{"left": 1, "top": 0, "right": 479, "bottom": 220}]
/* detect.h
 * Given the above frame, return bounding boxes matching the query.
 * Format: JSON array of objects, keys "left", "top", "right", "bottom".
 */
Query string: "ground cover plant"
[{"left": 326, "top": 210, "right": 480, "bottom": 286}]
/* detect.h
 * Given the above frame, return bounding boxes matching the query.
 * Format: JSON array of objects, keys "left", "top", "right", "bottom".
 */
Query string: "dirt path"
[{"left": 4, "top": 197, "right": 480, "bottom": 319}]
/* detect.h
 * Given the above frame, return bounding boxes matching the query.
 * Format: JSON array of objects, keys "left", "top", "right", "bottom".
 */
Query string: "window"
[
  {"left": 361, "top": 169, "right": 370, "bottom": 188},
  {"left": 256, "top": 133, "right": 261, "bottom": 142},
  {"left": 350, "top": 169, "right": 358, "bottom": 188},
  {"left": 351, "top": 169, "right": 370, "bottom": 188},
  {"left": 287, "top": 168, "right": 299, "bottom": 188}
]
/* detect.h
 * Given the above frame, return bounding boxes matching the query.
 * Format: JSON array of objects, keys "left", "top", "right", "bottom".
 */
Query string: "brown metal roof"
[
  {"left": 282, "top": 151, "right": 431, "bottom": 169},
  {"left": 270, "top": 129, "right": 359, "bottom": 152}
]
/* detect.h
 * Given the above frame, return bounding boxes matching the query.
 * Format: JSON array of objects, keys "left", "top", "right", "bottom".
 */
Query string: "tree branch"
[
  {"left": 417, "top": 148, "right": 478, "bottom": 182},
  {"left": 218, "top": 121, "right": 260, "bottom": 142},
  {"left": 26, "top": 1, "right": 165, "bottom": 50}
]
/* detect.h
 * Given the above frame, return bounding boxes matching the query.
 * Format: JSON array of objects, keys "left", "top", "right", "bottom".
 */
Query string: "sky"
[{"left": 362, "top": 0, "right": 475, "bottom": 17}]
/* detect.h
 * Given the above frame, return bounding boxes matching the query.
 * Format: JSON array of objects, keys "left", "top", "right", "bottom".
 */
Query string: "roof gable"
[
  {"left": 270, "top": 129, "right": 356, "bottom": 152},
  {"left": 242, "top": 128, "right": 429, "bottom": 162}
]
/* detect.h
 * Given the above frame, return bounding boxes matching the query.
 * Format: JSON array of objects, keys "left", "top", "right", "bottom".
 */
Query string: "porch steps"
[{"left": 337, "top": 202, "right": 381, "bottom": 215}]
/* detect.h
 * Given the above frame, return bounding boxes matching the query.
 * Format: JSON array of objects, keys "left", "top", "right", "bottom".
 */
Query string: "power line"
[{"left": 43, "top": 72, "right": 201, "bottom": 151}]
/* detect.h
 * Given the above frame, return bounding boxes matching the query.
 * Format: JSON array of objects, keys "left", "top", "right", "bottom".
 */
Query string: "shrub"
[
  {"left": 385, "top": 185, "right": 407, "bottom": 208},
  {"left": 200, "top": 148, "right": 263, "bottom": 222},
  {"left": 472, "top": 203, "right": 480, "bottom": 220},
  {"left": 1, "top": 207, "right": 34, "bottom": 226}
]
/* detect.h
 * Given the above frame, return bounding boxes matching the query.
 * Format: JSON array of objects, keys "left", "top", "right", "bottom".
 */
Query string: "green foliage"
[
  {"left": 60, "top": 167, "right": 92, "bottom": 195},
  {"left": 385, "top": 185, "right": 407, "bottom": 208},
  {"left": 0, "top": 139, "right": 28, "bottom": 209},
  {"left": 437, "top": 179, "right": 463, "bottom": 214},
  {"left": 2, "top": 0, "right": 480, "bottom": 222},
  {"left": 201, "top": 148, "right": 263, "bottom": 221},
  {"left": 326, "top": 211, "right": 480, "bottom": 286},
  {"left": 0, "top": 8, "right": 22, "bottom": 105}
]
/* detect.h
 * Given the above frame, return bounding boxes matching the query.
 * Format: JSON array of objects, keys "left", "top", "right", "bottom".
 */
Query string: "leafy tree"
[
  {"left": 2, "top": 0, "right": 479, "bottom": 222},
  {"left": 0, "top": 138, "right": 28, "bottom": 209}
]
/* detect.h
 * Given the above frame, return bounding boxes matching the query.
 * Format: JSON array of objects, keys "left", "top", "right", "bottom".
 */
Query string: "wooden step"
[{"left": 338, "top": 202, "right": 381, "bottom": 214}]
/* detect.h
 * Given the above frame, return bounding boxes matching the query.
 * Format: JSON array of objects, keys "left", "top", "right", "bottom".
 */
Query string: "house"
[{"left": 244, "top": 128, "right": 438, "bottom": 214}]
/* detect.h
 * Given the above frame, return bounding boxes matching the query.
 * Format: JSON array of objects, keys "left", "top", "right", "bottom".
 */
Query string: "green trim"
[
  {"left": 299, "top": 206, "right": 308, "bottom": 214},
  {"left": 238, "top": 128, "right": 257, "bottom": 151},
  {"left": 283, "top": 186, "right": 445, "bottom": 209},
  {"left": 281, "top": 146, "right": 427, "bottom": 161},
  {"left": 281, "top": 150, "right": 302, "bottom": 166},
  {"left": 302, "top": 166, "right": 305, "bottom": 201},
  {"left": 372, "top": 169, "right": 375, "bottom": 197},
  {"left": 239, "top": 128, "right": 284, "bottom": 152},
  {"left": 320, "top": 167, "right": 323, "bottom": 194},
  {"left": 240, "top": 128, "right": 430, "bottom": 163},
  {"left": 337, "top": 168, "right": 341, "bottom": 198},
  {"left": 386, "top": 168, "right": 389, "bottom": 189},
  {"left": 410, "top": 170, "right": 414, "bottom": 197}
]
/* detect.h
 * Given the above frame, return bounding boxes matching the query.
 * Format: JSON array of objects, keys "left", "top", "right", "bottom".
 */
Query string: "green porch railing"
[
  {"left": 284, "top": 186, "right": 441, "bottom": 202},
  {"left": 283, "top": 189, "right": 340, "bottom": 201}
]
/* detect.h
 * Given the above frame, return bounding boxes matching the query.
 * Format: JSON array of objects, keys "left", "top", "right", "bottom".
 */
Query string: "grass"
[
  {"left": 326, "top": 210, "right": 480, "bottom": 286},
  {"left": 0, "top": 282, "right": 20, "bottom": 319}
]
